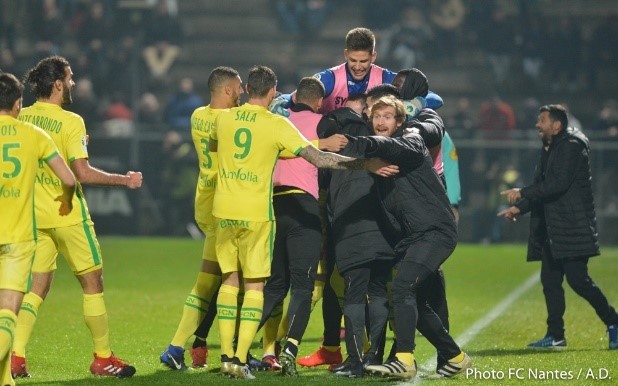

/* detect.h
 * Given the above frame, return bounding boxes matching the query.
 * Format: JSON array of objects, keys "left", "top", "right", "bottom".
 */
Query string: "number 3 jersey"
[
  {"left": 210, "top": 103, "right": 311, "bottom": 222},
  {"left": 191, "top": 105, "right": 222, "bottom": 227}
]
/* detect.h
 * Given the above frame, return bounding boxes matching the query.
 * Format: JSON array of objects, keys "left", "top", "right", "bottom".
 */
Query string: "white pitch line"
[{"left": 396, "top": 270, "right": 540, "bottom": 385}]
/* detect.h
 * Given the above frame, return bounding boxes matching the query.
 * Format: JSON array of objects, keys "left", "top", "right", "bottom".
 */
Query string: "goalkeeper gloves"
[
  {"left": 268, "top": 94, "right": 291, "bottom": 117},
  {"left": 402, "top": 96, "right": 426, "bottom": 120}
]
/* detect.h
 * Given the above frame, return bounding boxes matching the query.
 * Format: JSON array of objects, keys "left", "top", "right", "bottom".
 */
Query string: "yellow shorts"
[
  {"left": 33, "top": 221, "right": 103, "bottom": 275},
  {"left": 0, "top": 240, "right": 36, "bottom": 292},
  {"left": 197, "top": 219, "right": 217, "bottom": 264},
  {"left": 214, "top": 217, "right": 274, "bottom": 279},
  {"left": 196, "top": 190, "right": 217, "bottom": 264}
]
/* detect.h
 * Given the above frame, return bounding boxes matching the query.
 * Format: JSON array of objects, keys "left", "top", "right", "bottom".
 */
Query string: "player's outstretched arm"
[
  {"left": 47, "top": 155, "right": 76, "bottom": 215},
  {"left": 71, "top": 158, "right": 143, "bottom": 189},
  {"left": 298, "top": 145, "right": 398, "bottom": 177}
]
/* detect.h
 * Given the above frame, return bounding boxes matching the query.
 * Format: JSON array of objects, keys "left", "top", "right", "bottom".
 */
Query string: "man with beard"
[
  {"left": 160, "top": 66, "right": 244, "bottom": 370},
  {"left": 0, "top": 72, "right": 76, "bottom": 386},
  {"left": 348, "top": 96, "right": 471, "bottom": 380},
  {"left": 499, "top": 104, "right": 618, "bottom": 350},
  {"left": 11, "top": 56, "right": 142, "bottom": 378}
]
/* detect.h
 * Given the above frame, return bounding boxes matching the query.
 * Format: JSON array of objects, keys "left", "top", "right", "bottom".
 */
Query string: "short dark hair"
[
  {"left": 24, "top": 56, "right": 70, "bottom": 99},
  {"left": 347, "top": 93, "right": 367, "bottom": 105},
  {"left": 0, "top": 72, "right": 23, "bottom": 110},
  {"left": 539, "top": 104, "right": 568, "bottom": 130},
  {"left": 345, "top": 27, "right": 375, "bottom": 53},
  {"left": 367, "top": 83, "right": 400, "bottom": 100},
  {"left": 246, "top": 65, "right": 277, "bottom": 98},
  {"left": 208, "top": 66, "right": 239, "bottom": 93},
  {"left": 296, "top": 77, "right": 325, "bottom": 104}
]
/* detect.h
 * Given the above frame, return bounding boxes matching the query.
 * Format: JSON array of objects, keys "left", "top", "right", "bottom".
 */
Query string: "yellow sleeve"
[
  {"left": 65, "top": 116, "right": 88, "bottom": 162},
  {"left": 34, "top": 126, "right": 60, "bottom": 162}
]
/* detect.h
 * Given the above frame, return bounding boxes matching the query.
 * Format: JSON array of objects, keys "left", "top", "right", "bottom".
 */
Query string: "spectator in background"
[
  {"left": 273, "top": 0, "right": 331, "bottom": 38},
  {"left": 164, "top": 77, "right": 204, "bottom": 131},
  {"left": 106, "top": 34, "right": 139, "bottom": 97},
  {"left": 75, "top": 1, "right": 113, "bottom": 93},
  {"left": 103, "top": 92, "right": 134, "bottom": 137},
  {"left": 478, "top": 6, "right": 514, "bottom": 86},
  {"left": 547, "top": 17, "right": 581, "bottom": 92},
  {"left": 68, "top": 78, "right": 101, "bottom": 125},
  {"left": 0, "top": 0, "right": 21, "bottom": 51},
  {"left": 486, "top": 163, "right": 521, "bottom": 243},
  {"left": 587, "top": 16, "right": 618, "bottom": 91},
  {"left": 360, "top": 0, "right": 400, "bottom": 34},
  {"left": 32, "top": 0, "right": 64, "bottom": 60},
  {"left": 478, "top": 96, "right": 516, "bottom": 139},
  {"left": 142, "top": 0, "right": 183, "bottom": 80},
  {"left": 445, "top": 97, "right": 475, "bottom": 137},
  {"left": 272, "top": 50, "right": 301, "bottom": 93},
  {"left": 519, "top": 97, "right": 541, "bottom": 131},
  {"left": 161, "top": 131, "right": 197, "bottom": 235},
  {"left": 429, "top": 0, "right": 465, "bottom": 61},
  {"left": 592, "top": 99, "right": 618, "bottom": 138},
  {"left": 383, "top": 5, "right": 433, "bottom": 69},
  {"left": 519, "top": 15, "right": 547, "bottom": 87},
  {"left": 137, "top": 92, "right": 163, "bottom": 125}
]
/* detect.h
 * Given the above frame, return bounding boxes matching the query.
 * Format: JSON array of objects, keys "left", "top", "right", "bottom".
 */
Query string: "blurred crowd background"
[{"left": 1, "top": 0, "right": 616, "bottom": 243}]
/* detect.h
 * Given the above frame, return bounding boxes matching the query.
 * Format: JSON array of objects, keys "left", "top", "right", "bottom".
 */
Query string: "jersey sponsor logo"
[
  {"left": 0, "top": 124, "right": 17, "bottom": 136},
  {"left": 220, "top": 167, "right": 258, "bottom": 183},
  {"left": 199, "top": 175, "right": 216, "bottom": 188},
  {"left": 235, "top": 111, "right": 257, "bottom": 123},
  {"left": 219, "top": 219, "right": 249, "bottom": 229},
  {"left": 19, "top": 115, "right": 63, "bottom": 134},
  {"left": 35, "top": 171, "right": 61, "bottom": 186},
  {"left": 0, "top": 184, "right": 21, "bottom": 198}
]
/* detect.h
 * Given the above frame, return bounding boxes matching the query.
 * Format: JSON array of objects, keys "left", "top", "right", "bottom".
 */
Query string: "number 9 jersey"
[{"left": 210, "top": 103, "right": 311, "bottom": 222}]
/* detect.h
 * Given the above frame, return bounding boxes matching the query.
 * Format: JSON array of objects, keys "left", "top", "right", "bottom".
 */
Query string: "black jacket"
[
  {"left": 516, "top": 128, "right": 600, "bottom": 261},
  {"left": 317, "top": 107, "right": 395, "bottom": 273},
  {"left": 346, "top": 127, "right": 457, "bottom": 271}
]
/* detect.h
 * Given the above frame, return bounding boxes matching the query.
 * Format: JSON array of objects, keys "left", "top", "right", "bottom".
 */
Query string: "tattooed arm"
[{"left": 298, "top": 145, "right": 398, "bottom": 177}]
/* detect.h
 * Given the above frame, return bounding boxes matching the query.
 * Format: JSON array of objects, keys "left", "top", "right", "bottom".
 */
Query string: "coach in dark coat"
[
  {"left": 346, "top": 96, "right": 467, "bottom": 378},
  {"left": 317, "top": 106, "right": 395, "bottom": 376},
  {"left": 500, "top": 104, "right": 618, "bottom": 349}
]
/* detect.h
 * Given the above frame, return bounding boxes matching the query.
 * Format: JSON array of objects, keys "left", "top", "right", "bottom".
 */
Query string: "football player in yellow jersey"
[
  {"left": 160, "top": 66, "right": 243, "bottom": 370},
  {"left": 210, "top": 65, "right": 398, "bottom": 379},
  {"left": 11, "top": 56, "right": 142, "bottom": 379},
  {"left": 0, "top": 72, "right": 75, "bottom": 386}
]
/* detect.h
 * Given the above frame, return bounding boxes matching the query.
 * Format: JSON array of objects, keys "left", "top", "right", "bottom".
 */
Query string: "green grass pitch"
[{"left": 16, "top": 238, "right": 618, "bottom": 385}]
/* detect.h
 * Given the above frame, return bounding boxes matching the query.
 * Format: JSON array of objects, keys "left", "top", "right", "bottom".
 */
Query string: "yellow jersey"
[
  {"left": 210, "top": 103, "right": 311, "bottom": 222},
  {"left": 191, "top": 105, "right": 223, "bottom": 226},
  {"left": 19, "top": 101, "right": 90, "bottom": 228},
  {"left": 0, "top": 115, "right": 60, "bottom": 243}
]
